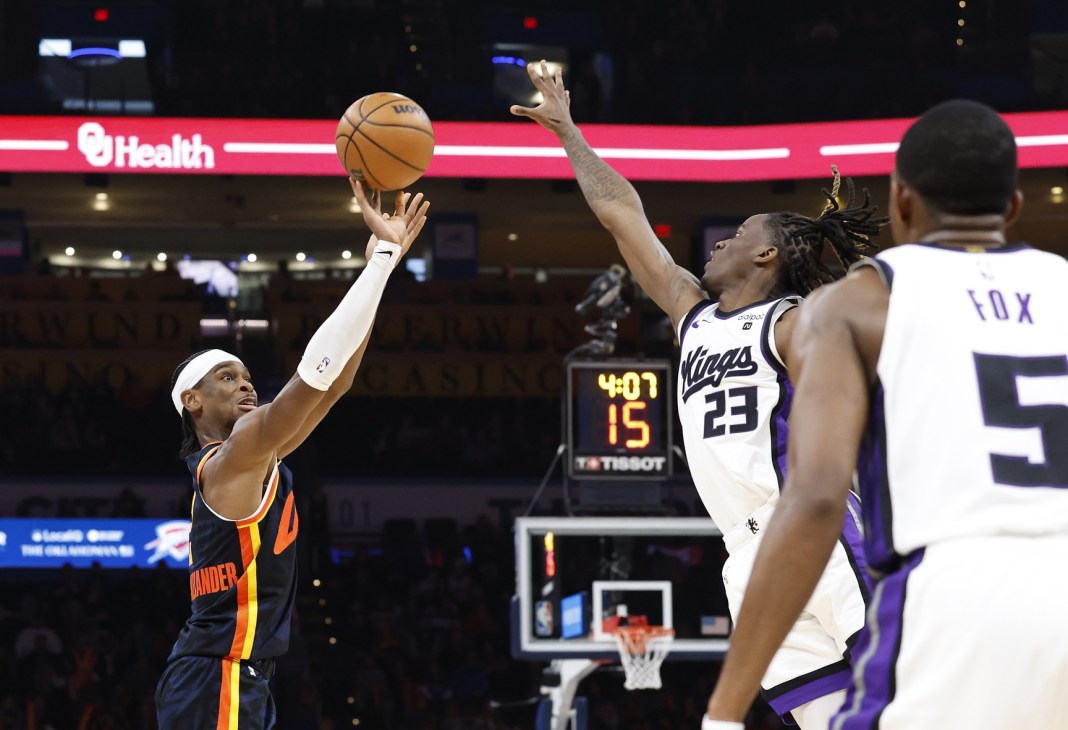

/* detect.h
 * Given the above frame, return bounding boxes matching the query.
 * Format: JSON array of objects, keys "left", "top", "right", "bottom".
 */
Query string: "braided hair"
[
  {"left": 765, "top": 166, "right": 887, "bottom": 297},
  {"left": 172, "top": 349, "right": 211, "bottom": 459}
]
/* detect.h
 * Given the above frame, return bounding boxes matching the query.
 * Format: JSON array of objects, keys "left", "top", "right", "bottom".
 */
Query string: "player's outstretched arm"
[
  {"left": 272, "top": 183, "right": 428, "bottom": 458},
  {"left": 218, "top": 182, "right": 429, "bottom": 472},
  {"left": 704, "top": 276, "right": 876, "bottom": 723},
  {"left": 511, "top": 61, "right": 704, "bottom": 328}
]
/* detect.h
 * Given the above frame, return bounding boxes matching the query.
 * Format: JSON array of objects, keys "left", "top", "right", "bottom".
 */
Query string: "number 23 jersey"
[{"left": 676, "top": 296, "right": 799, "bottom": 536}]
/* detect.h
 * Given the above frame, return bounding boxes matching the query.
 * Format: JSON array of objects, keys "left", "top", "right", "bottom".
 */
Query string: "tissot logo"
[
  {"left": 680, "top": 345, "right": 758, "bottom": 402},
  {"left": 77, "top": 122, "right": 216, "bottom": 169},
  {"left": 574, "top": 456, "right": 667, "bottom": 473}
]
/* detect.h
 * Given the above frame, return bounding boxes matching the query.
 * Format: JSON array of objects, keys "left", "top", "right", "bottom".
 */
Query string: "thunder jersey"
[
  {"left": 677, "top": 296, "right": 799, "bottom": 535},
  {"left": 168, "top": 443, "right": 299, "bottom": 662},
  {"left": 857, "top": 243, "right": 1068, "bottom": 573}
]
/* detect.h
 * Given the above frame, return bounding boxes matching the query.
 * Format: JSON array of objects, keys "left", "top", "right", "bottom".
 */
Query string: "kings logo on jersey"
[{"left": 679, "top": 345, "right": 758, "bottom": 402}]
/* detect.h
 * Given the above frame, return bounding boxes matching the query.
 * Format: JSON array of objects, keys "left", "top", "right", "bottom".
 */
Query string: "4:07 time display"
[{"left": 567, "top": 360, "right": 673, "bottom": 480}]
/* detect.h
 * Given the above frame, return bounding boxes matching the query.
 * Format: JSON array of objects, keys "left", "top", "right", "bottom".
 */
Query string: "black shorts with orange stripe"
[{"left": 156, "top": 655, "right": 277, "bottom": 730}]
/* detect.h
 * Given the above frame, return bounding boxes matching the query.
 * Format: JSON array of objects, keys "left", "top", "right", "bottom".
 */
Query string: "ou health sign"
[
  {"left": 0, "top": 518, "right": 190, "bottom": 569},
  {"left": 2, "top": 112, "right": 1068, "bottom": 181}
]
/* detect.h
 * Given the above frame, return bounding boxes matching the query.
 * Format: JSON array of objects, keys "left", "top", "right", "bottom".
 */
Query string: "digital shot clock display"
[{"left": 566, "top": 360, "right": 673, "bottom": 480}]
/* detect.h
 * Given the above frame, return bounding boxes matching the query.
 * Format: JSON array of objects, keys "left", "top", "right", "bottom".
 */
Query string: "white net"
[{"left": 613, "top": 626, "right": 675, "bottom": 690}]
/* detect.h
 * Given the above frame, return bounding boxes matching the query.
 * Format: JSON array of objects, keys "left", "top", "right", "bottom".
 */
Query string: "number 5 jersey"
[{"left": 857, "top": 243, "right": 1068, "bottom": 573}]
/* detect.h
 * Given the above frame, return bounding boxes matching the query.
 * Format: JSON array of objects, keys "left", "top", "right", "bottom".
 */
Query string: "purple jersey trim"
[
  {"left": 764, "top": 662, "right": 853, "bottom": 720},
  {"left": 832, "top": 548, "right": 925, "bottom": 729},
  {"left": 857, "top": 381, "right": 898, "bottom": 571},
  {"left": 840, "top": 490, "right": 874, "bottom": 602},
  {"left": 768, "top": 378, "right": 792, "bottom": 490},
  {"left": 759, "top": 296, "right": 799, "bottom": 491}
]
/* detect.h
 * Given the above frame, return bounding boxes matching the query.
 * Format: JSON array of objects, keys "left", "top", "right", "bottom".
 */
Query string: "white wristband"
[
  {"left": 369, "top": 239, "right": 403, "bottom": 268},
  {"left": 296, "top": 240, "right": 400, "bottom": 390},
  {"left": 702, "top": 717, "right": 744, "bottom": 730}
]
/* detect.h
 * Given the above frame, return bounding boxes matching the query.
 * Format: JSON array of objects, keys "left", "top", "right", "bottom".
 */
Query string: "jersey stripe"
[
  {"left": 241, "top": 524, "right": 261, "bottom": 659},
  {"left": 188, "top": 492, "right": 197, "bottom": 565},
  {"left": 859, "top": 382, "right": 897, "bottom": 571},
  {"left": 228, "top": 523, "right": 261, "bottom": 661},
  {"left": 196, "top": 443, "right": 223, "bottom": 483},
  {"left": 216, "top": 657, "right": 241, "bottom": 730}
]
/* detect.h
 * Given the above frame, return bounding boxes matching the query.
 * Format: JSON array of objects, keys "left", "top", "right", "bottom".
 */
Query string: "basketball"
[{"left": 335, "top": 92, "right": 435, "bottom": 191}]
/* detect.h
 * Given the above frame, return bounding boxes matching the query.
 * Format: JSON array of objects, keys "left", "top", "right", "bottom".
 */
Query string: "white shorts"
[
  {"left": 722, "top": 495, "right": 870, "bottom": 719},
  {"left": 832, "top": 534, "right": 1068, "bottom": 729}
]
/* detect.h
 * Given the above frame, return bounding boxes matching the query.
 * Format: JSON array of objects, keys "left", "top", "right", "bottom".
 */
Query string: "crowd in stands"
[
  {"left": 0, "top": 375, "right": 564, "bottom": 480},
  {"left": 0, "top": 263, "right": 648, "bottom": 480}
]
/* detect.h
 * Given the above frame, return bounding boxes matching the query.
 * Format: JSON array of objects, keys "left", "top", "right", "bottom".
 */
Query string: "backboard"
[{"left": 512, "top": 516, "right": 730, "bottom": 661}]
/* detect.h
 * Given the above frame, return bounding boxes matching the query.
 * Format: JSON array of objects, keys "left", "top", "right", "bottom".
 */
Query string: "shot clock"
[{"left": 566, "top": 360, "right": 673, "bottom": 480}]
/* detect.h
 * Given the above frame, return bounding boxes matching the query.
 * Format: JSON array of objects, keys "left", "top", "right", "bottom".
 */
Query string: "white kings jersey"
[
  {"left": 857, "top": 243, "right": 1068, "bottom": 573},
  {"left": 676, "top": 296, "right": 799, "bottom": 535}
]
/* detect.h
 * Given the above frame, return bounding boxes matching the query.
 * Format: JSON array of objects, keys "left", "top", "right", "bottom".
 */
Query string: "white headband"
[{"left": 172, "top": 349, "right": 244, "bottom": 415}]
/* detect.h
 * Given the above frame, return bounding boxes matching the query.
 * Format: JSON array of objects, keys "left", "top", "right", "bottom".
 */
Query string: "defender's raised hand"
[{"left": 509, "top": 60, "right": 575, "bottom": 137}]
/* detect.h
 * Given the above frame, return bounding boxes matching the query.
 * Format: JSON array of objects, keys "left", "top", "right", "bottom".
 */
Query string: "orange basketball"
[{"left": 335, "top": 92, "right": 435, "bottom": 191}]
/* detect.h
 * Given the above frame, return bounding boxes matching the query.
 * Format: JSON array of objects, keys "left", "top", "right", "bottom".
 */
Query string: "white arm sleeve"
[
  {"left": 296, "top": 240, "right": 401, "bottom": 391},
  {"left": 701, "top": 718, "right": 744, "bottom": 730}
]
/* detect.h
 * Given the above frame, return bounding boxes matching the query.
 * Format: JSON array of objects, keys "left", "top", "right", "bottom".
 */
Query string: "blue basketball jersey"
[{"left": 168, "top": 443, "right": 299, "bottom": 663}]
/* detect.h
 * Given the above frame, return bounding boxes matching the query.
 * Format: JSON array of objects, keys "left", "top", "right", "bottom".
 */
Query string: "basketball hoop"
[{"left": 605, "top": 614, "right": 675, "bottom": 690}]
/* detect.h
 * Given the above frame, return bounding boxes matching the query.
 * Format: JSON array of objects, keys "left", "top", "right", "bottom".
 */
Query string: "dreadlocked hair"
[
  {"left": 172, "top": 349, "right": 211, "bottom": 460},
  {"left": 765, "top": 166, "right": 887, "bottom": 297}
]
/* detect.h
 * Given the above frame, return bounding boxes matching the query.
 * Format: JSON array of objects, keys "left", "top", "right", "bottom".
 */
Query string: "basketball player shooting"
[
  {"left": 154, "top": 180, "right": 429, "bottom": 730},
  {"left": 705, "top": 100, "right": 1068, "bottom": 728},
  {"left": 512, "top": 61, "right": 883, "bottom": 729}
]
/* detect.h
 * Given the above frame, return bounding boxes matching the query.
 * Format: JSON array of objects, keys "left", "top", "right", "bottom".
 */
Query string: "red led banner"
[{"left": 1, "top": 112, "right": 1067, "bottom": 181}]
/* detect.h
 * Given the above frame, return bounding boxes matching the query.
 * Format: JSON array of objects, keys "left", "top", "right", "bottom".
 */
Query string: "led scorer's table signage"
[
  {"left": 2, "top": 111, "right": 1068, "bottom": 181},
  {"left": 0, "top": 518, "right": 190, "bottom": 569}
]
